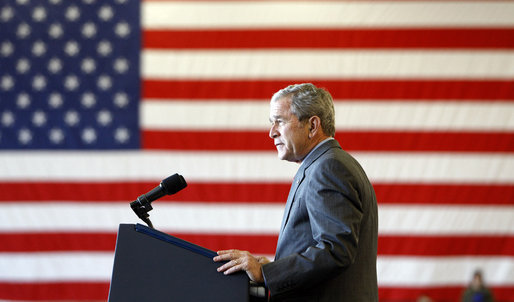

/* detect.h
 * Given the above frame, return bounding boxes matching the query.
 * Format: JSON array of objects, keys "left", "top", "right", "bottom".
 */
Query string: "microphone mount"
[
  {"left": 130, "top": 173, "right": 187, "bottom": 229},
  {"left": 130, "top": 195, "right": 154, "bottom": 229}
]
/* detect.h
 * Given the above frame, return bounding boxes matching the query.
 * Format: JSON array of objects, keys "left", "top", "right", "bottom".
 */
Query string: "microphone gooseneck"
[{"left": 130, "top": 173, "right": 187, "bottom": 228}]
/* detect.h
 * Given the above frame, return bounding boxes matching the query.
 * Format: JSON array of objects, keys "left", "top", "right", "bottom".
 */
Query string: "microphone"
[{"left": 130, "top": 173, "right": 187, "bottom": 228}]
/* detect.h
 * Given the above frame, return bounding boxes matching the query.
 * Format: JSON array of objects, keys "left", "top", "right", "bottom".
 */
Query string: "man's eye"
[{"left": 270, "top": 119, "right": 285, "bottom": 126}]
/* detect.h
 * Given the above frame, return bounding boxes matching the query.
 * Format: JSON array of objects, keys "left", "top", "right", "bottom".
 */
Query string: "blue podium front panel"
[{"left": 108, "top": 224, "right": 249, "bottom": 302}]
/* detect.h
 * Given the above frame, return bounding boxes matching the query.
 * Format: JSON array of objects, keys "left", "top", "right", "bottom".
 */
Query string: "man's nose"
[{"left": 269, "top": 124, "right": 278, "bottom": 139}]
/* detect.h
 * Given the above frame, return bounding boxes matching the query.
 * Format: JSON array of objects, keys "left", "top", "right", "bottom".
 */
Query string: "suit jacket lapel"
[
  {"left": 275, "top": 165, "right": 304, "bottom": 259},
  {"left": 278, "top": 166, "right": 305, "bottom": 234},
  {"left": 275, "top": 139, "right": 341, "bottom": 258}
]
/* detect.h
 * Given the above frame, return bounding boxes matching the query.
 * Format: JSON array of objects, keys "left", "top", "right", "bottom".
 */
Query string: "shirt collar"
[{"left": 299, "top": 137, "right": 334, "bottom": 167}]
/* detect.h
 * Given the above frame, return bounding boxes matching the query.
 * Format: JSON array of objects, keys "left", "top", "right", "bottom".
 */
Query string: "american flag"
[{"left": 0, "top": 0, "right": 513, "bottom": 301}]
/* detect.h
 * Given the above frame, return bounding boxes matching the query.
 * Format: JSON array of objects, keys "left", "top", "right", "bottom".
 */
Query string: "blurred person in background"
[
  {"left": 461, "top": 270, "right": 494, "bottom": 302},
  {"left": 416, "top": 294, "right": 433, "bottom": 302}
]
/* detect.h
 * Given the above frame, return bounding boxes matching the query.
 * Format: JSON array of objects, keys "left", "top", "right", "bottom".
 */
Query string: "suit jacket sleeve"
[{"left": 262, "top": 155, "right": 365, "bottom": 297}]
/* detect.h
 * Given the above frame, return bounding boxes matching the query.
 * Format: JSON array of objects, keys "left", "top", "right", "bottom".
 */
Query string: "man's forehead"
[
  {"left": 271, "top": 95, "right": 292, "bottom": 103},
  {"left": 269, "top": 102, "right": 289, "bottom": 118},
  {"left": 270, "top": 99, "right": 298, "bottom": 124}
]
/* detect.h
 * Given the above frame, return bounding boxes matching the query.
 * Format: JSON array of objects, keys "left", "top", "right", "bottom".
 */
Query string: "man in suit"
[{"left": 214, "top": 83, "right": 378, "bottom": 301}]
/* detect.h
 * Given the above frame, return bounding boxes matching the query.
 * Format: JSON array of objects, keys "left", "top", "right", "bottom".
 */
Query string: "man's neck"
[{"left": 297, "top": 136, "right": 333, "bottom": 164}]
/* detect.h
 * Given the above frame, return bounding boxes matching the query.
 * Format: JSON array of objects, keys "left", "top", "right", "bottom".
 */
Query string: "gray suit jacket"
[{"left": 262, "top": 139, "right": 378, "bottom": 302}]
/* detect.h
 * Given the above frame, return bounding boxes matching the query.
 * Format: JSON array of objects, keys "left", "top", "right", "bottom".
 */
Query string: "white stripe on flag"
[
  {"left": 0, "top": 252, "right": 114, "bottom": 282},
  {"left": 378, "top": 205, "right": 514, "bottom": 235},
  {"left": 142, "top": 1, "right": 514, "bottom": 29},
  {"left": 1, "top": 203, "right": 513, "bottom": 235},
  {"left": 377, "top": 256, "right": 514, "bottom": 286},
  {"left": 142, "top": 50, "right": 514, "bottom": 79},
  {"left": 1, "top": 252, "right": 512, "bottom": 286},
  {"left": 1, "top": 152, "right": 513, "bottom": 183},
  {"left": 142, "top": 100, "right": 514, "bottom": 131}
]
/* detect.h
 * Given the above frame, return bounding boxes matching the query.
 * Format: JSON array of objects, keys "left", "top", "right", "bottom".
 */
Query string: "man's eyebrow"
[{"left": 269, "top": 115, "right": 284, "bottom": 122}]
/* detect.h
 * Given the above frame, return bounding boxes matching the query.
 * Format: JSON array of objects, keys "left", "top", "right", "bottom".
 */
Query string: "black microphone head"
[{"left": 161, "top": 173, "right": 187, "bottom": 195}]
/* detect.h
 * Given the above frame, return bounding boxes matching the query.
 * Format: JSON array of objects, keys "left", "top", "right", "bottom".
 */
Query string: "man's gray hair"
[{"left": 272, "top": 83, "right": 336, "bottom": 137}]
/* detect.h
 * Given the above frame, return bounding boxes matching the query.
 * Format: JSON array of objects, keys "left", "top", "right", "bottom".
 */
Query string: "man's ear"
[{"left": 308, "top": 116, "right": 322, "bottom": 135}]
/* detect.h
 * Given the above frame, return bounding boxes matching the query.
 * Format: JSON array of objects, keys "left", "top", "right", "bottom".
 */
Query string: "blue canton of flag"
[{"left": 0, "top": 0, "right": 140, "bottom": 149}]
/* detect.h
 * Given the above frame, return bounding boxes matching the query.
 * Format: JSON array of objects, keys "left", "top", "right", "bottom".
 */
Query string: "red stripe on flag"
[
  {"left": 0, "top": 282, "right": 109, "bottom": 301},
  {"left": 142, "top": 130, "right": 514, "bottom": 152},
  {"left": 143, "top": 79, "right": 514, "bottom": 100},
  {"left": 0, "top": 232, "right": 117, "bottom": 252},
  {"left": 2, "top": 233, "right": 513, "bottom": 256},
  {"left": 378, "top": 235, "right": 514, "bottom": 256},
  {"left": 1, "top": 282, "right": 512, "bottom": 302},
  {"left": 0, "top": 232, "right": 277, "bottom": 254},
  {"left": 373, "top": 183, "right": 514, "bottom": 206},
  {"left": 143, "top": 130, "right": 274, "bottom": 151},
  {"left": 0, "top": 182, "right": 288, "bottom": 203},
  {"left": 0, "top": 283, "right": 512, "bottom": 302},
  {"left": 0, "top": 182, "right": 512, "bottom": 205},
  {"left": 144, "top": 28, "right": 514, "bottom": 49},
  {"left": 379, "top": 286, "right": 514, "bottom": 302}
]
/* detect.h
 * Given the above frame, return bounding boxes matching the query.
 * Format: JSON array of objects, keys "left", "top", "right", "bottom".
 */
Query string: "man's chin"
[{"left": 277, "top": 152, "right": 294, "bottom": 162}]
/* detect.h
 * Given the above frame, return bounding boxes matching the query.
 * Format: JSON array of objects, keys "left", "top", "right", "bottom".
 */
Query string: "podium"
[{"left": 108, "top": 224, "right": 249, "bottom": 301}]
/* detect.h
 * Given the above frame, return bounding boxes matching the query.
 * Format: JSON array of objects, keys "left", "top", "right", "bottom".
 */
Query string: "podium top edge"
[{"left": 130, "top": 223, "right": 218, "bottom": 259}]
